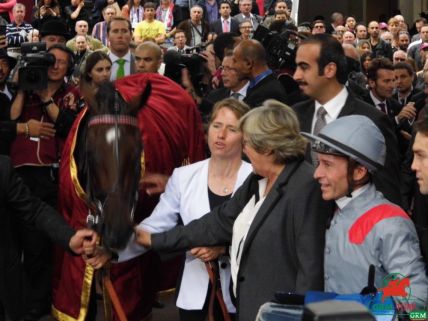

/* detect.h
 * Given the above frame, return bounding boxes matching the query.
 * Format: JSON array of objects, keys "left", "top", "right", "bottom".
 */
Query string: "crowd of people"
[{"left": 1, "top": 0, "right": 428, "bottom": 321}]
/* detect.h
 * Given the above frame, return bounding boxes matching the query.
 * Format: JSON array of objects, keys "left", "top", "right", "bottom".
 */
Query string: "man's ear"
[
  {"left": 352, "top": 164, "right": 368, "bottom": 182},
  {"left": 367, "top": 79, "right": 375, "bottom": 90},
  {"left": 323, "top": 62, "right": 337, "bottom": 79}
]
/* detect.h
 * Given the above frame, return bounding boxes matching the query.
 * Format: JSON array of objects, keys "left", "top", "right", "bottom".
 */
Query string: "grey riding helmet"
[{"left": 301, "top": 115, "right": 386, "bottom": 172}]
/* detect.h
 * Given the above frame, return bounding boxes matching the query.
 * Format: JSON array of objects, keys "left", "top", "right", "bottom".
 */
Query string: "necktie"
[
  {"left": 378, "top": 102, "right": 386, "bottom": 114},
  {"left": 231, "top": 92, "right": 241, "bottom": 100},
  {"left": 116, "top": 58, "right": 126, "bottom": 79},
  {"left": 223, "top": 19, "right": 229, "bottom": 32},
  {"left": 312, "top": 107, "right": 327, "bottom": 163},
  {"left": 313, "top": 106, "right": 327, "bottom": 135}
]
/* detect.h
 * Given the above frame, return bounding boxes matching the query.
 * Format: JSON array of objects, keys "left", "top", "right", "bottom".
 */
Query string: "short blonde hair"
[
  {"left": 209, "top": 98, "right": 250, "bottom": 124},
  {"left": 239, "top": 100, "right": 306, "bottom": 164}
]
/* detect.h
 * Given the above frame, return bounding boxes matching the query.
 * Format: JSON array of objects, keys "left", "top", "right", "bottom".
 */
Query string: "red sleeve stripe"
[{"left": 348, "top": 204, "right": 410, "bottom": 244}]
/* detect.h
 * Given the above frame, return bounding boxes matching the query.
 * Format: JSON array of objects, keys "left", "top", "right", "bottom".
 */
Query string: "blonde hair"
[
  {"left": 209, "top": 98, "right": 250, "bottom": 124},
  {"left": 239, "top": 100, "right": 306, "bottom": 164}
]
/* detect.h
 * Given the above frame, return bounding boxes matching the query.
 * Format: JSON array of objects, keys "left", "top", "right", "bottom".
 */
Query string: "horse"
[
  {"left": 82, "top": 80, "right": 150, "bottom": 251},
  {"left": 52, "top": 73, "right": 206, "bottom": 321}
]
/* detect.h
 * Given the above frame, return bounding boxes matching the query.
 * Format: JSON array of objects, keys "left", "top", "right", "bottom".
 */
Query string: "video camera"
[
  {"left": 253, "top": 25, "right": 298, "bottom": 71},
  {"left": 15, "top": 42, "right": 56, "bottom": 91},
  {"left": 164, "top": 47, "right": 207, "bottom": 95}
]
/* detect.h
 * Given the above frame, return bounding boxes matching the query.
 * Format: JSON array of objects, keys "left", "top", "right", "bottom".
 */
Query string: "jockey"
[{"left": 302, "top": 115, "right": 428, "bottom": 311}]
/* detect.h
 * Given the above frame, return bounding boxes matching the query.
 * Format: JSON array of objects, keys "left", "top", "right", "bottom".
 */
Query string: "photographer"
[
  {"left": 8, "top": 43, "right": 80, "bottom": 321},
  {"left": 165, "top": 41, "right": 219, "bottom": 105}
]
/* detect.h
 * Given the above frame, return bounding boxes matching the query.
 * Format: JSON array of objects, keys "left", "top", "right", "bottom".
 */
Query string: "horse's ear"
[
  {"left": 127, "top": 80, "right": 152, "bottom": 116},
  {"left": 80, "top": 78, "right": 101, "bottom": 113}
]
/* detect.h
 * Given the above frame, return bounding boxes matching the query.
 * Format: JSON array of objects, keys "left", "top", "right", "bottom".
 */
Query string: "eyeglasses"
[
  {"left": 394, "top": 58, "right": 406, "bottom": 62},
  {"left": 240, "top": 26, "right": 252, "bottom": 29},
  {"left": 314, "top": 25, "right": 325, "bottom": 29},
  {"left": 220, "top": 66, "right": 236, "bottom": 72}
]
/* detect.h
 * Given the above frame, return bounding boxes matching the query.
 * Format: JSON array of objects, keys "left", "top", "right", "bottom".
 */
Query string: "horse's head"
[{"left": 83, "top": 80, "right": 150, "bottom": 251}]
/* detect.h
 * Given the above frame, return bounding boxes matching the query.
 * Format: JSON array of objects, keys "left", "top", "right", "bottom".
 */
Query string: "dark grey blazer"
[
  {"left": 210, "top": 18, "right": 239, "bottom": 34},
  {"left": 292, "top": 92, "right": 402, "bottom": 206},
  {"left": 152, "top": 159, "right": 329, "bottom": 321},
  {"left": 0, "top": 156, "right": 74, "bottom": 321}
]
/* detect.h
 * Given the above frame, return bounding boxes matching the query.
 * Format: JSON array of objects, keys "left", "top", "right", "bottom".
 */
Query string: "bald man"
[
  {"left": 135, "top": 41, "right": 163, "bottom": 73},
  {"left": 232, "top": 39, "right": 287, "bottom": 107},
  {"left": 66, "top": 20, "right": 105, "bottom": 52}
]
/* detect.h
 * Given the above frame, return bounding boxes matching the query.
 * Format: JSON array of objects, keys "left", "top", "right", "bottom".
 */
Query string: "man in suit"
[
  {"left": 0, "top": 155, "right": 96, "bottom": 321},
  {"left": 200, "top": 51, "right": 249, "bottom": 121},
  {"left": 363, "top": 58, "right": 401, "bottom": 123},
  {"left": 108, "top": 16, "right": 136, "bottom": 81},
  {"left": 233, "top": 39, "right": 287, "bottom": 107},
  {"left": 393, "top": 62, "right": 425, "bottom": 122},
  {"left": 325, "top": 12, "right": 344, "bottom": 35},
  {"left": 167, "top": 29, "right": 191, "bottom": 52},
  {"left": 233, "top": 0, "right": 261, "bottom": 30},
  {"left": 210, "top": 1, "right": 239, "bottom": 35},
  {"left": 292, "top": 33, "right": 402, "bottom": 205}
]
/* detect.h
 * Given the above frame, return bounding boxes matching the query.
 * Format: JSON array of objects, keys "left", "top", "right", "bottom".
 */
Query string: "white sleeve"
[{"left": 117, "top": 168, "right": 182, "bottom": 262}]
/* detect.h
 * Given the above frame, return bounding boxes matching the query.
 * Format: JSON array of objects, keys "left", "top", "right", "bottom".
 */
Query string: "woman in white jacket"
[{"left": 116, "top": 98, "right": 253, "bottom": 321}]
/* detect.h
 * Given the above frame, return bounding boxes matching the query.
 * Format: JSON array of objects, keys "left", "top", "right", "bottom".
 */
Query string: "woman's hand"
[
  {"left": 190, "top": 246, "right": 226, "bottom": 262},
  {"left": 135, "top": 227, "right": 152, "bottom": 247}
]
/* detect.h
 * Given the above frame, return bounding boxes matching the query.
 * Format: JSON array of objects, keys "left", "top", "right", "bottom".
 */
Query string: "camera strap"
[{"left": 190, "top": 22, "right": 204, "bottom": 38}]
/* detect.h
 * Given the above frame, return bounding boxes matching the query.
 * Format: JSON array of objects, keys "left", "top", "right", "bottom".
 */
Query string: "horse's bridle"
[{"left": 85, "top": 91, "right": 141, "bottom": 233}]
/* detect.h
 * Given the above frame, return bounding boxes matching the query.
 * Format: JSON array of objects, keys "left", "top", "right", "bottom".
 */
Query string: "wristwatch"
[{"left": 40, "top": 97, "right": 54, "bottom": 109}]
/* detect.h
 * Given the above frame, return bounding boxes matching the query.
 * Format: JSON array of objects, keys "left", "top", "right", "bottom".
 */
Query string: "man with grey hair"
[
  {"left": 326, "top": 11, "right": 344, "bottom": 34},
  {"left": 6, "top": 3, "right": 33, "bottom": 57},
  {"left": 177, "top": 5, "right": 210, "bottom": 46},
  {"left": 233, "top": 0, "right": 261, "bottom": 30},
  {"left": 393, "top": 49, "right": 407, "bottom": 64}
]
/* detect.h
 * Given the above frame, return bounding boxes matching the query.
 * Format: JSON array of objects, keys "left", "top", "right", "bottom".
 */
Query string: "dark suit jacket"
[
  {"left": 0, "top": 93, "right": 13, "bottom": 155},
  {"left": 199, "top": 87, "right": 230, "bottom": 122},
  {"left": 361, "top": 92, "right": 401, "bottom": 125},
  {"left": 0, "top": 156, "right": 74, "bottom": 320},
  {"left": 210, "top": 18, "right": 239, "bottom": 35},
  {"left": 152, "top": 159, "right": 329, "bottom": 321},
  {"left": 244, "top": 73, "right": 288, "bottom": 107},
  {"left": 361, "top": 93, "right": 411, "bottom": 156},
  {"left": 292, "top": 93, "right": 402, "bottom": 206}
]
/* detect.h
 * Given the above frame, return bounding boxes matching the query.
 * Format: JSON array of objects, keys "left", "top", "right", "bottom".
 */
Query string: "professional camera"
[
  {"left": 253, "top": 25, "right": 299, "bottom": 72},
  {"left": 164, "top": 49, "right": 207, "bottom": 95},
  {"left": 183, "top": 44, "right": 207, "bottom": 55},
  {"left": 16, "top": 42, "right": 56, "bottom": 90}
]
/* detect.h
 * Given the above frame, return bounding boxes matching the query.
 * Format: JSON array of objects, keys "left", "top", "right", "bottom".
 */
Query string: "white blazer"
[{"left": 118, "top": 158, "right": 253, "bottom": 311}]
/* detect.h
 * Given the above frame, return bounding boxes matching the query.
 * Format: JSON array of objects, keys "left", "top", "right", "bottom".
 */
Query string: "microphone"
[{"left": 360, "top": 264, "right": 377, "bottom": 295}]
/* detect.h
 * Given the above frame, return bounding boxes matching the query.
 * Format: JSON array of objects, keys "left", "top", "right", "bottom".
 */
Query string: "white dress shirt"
[
  {"left": 109, "top": 51, "right": 132, "bottom": 81},
  {"left": 311, "top": 86, "right": 348, "bottom": 133}
]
